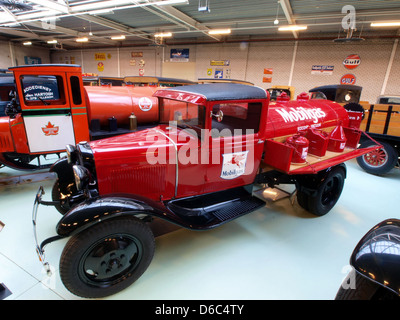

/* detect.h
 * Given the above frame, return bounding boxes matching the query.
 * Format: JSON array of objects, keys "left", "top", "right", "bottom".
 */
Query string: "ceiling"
[{"left": 0, "top": 0, "right": 400, "bottom": 49}]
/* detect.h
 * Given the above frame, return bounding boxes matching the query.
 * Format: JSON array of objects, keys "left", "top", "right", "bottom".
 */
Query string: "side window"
[
  {"left": 70, "top": 76, "right": 82, "bottom": 105},
  {"left": 211, "top": 102, "right": 262, "bottom": 137},
  {"left": 21, "top": 75, "right": 65, "bottom": 105}
]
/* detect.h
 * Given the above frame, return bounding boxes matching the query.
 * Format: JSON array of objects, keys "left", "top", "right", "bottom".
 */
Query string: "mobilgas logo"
[{"left": 275, "top": 107, "right": 326, "bottom": 124}]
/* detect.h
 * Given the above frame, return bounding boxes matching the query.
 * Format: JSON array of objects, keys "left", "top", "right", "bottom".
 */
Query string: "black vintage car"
[{"left": 336, "top": 219, "right": 400, "bottom": 300}]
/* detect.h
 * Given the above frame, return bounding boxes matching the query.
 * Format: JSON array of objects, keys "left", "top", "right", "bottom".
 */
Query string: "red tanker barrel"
[
  {"left": 84, "top": 86, "right": 159, "bottom": 126},
  {"left": 265, "top": 93, "right": 350, "bottom": 140}
]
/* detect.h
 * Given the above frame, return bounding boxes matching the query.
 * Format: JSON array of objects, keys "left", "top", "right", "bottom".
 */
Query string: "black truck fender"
[
  {"left": 56, "top": 196, "right": 162, "bottom": 237},
  {"left": 50, "top": 156, "right": 74, "bottom": 194}
]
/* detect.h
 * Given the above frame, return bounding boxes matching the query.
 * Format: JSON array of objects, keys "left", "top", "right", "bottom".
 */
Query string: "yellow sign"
[
  {"left": 210, "top": 60, "right": 230, "bottom": 66},
  {"left": 97, "top": 62, "right": 104, "bottom": 72},
  {"left": 95, "top": 53, "right": 106, "bottom": 61}
]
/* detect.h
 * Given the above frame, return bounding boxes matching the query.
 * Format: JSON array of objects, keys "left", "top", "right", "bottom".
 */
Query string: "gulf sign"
[
  {"left": 343, "top": 54, "right": 361, "bottom": 69},
  {"left": 340, "top": 73, "right": 356, "bottom": 85}
]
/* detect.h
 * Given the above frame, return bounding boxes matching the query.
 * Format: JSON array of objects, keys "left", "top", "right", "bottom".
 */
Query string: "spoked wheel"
[
  {"left": 296, "top": 165, "right": 346, "bottom": 216},
  {"left": 60, "top": 217, "right": 155, "bottom": 298},
  {"left": 357, "top": 140, "right": 398, "bottom": 175}
]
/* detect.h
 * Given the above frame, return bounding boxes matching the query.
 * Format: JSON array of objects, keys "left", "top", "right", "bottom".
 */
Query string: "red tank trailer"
[{"left": 32, "top": 81, "right": 378, "bottom": 298}]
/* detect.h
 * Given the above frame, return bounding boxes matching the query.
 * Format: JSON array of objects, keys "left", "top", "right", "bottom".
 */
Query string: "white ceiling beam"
[
  {"left": 279, "top": 0, "right": 298, "bottom": 39},
  {"left": 27, "top": 0, "right": 69, "bottom": 13},
  {"left": 152, "top": 5, "right": 221, "bottom": 41},
  {"left": 76, "top": 14, "right": 153, "bottom": 41}
]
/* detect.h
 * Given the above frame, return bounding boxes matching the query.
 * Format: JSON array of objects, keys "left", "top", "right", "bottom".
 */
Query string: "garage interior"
[{"left": 0, "top": 0, "right": 399, "bottom": 300}]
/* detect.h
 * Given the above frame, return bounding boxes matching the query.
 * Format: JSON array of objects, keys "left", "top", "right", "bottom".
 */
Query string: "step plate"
[{"left": 209, "top": 196, "right": 265, "bottom": 222}]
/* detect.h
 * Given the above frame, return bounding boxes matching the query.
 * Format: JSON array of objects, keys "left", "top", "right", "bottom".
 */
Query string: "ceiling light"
[
  {"left": 47, "top": 39, "right": 57, "bottom": 44},
  {"left": 76, "top": 37, "right": 88, "bottom": 42},
  {"left": 23, "top": 41, "right": 32, "bottom": 46},
  {"left": 278, "top": 25, "right": 307, "bottom": 31},
  {"left": 371, "top": 21, "right": 400, "bottom": 27},
  {"left": 208, "top": 29, "right": 231, "bottom": 35},
  {"left": 111, "top": 35, "right": 126, "bottom": 40},
  {"left": 154, "top": 32, "right": 172, "bottom": 37}
]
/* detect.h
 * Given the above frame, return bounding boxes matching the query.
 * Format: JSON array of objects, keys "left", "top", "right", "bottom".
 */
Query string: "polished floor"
[{"left": 0, "top": 159, "right": 398, "bottom": 300}]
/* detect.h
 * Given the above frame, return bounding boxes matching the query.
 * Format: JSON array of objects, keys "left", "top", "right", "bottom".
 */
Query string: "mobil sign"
[{"left": 343, "top": 54, "right": 361, "bottom": 69}]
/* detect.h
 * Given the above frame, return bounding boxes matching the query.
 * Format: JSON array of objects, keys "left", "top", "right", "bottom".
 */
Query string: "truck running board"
[{"left": 167, "top": 186, "right": 265, "bottom": 227}]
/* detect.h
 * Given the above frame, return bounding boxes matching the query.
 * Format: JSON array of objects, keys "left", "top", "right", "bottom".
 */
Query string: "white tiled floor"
[{"left": 0, "top": 159, "right": 399, "bottom": 300}]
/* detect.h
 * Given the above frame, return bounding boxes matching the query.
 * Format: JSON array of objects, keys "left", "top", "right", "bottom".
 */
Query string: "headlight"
[
  {"left": 66, "top": 144, "right": 77, "bottom": 164},
  {"left": 72, "top": 165, "right": 90, "bottom": 190}
]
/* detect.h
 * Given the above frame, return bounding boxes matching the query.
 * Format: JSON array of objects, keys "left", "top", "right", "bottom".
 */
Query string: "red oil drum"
[
  {"left": 328, "top": 123, "right": 347, "bottom": 152},
  {"left": 286, "top": 134, "right": 309, "bottom": 163}
]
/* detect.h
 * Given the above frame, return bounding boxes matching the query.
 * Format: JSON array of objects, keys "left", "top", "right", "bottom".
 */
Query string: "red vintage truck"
[
  {"left": 33, "top": 81, "right": 377, "bottom": 298},
  {"left": 0, "top": 64, "right": 192, "bottom": 170}
]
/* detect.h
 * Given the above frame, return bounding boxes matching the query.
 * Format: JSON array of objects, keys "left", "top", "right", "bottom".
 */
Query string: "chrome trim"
[
  {"left": 156, "top": 129, "right": 179, "bottom": 198},
  {"left": 32, "top": 186, "right": 52, "bottom": 276}
]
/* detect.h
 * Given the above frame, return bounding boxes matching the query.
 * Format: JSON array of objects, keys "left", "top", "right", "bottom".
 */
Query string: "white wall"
[
  {"left": 0, "top": 41, "right": 51, "bottom": 68},
  {"left": 49, "top": 38, "right": 400, "bottom": 103}
]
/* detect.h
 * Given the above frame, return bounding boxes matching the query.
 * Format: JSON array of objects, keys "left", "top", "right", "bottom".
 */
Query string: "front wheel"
[{"left": 59, "top": 217, "right": 155, "bottom": 298}]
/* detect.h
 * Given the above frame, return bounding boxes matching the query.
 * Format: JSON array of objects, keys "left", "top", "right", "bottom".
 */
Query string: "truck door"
[
  {"left": 203, "top": 101, "right": 264, "bottom": 194},
  {"left": 18, "top": 73, "right": 76, "bottom": 153}
]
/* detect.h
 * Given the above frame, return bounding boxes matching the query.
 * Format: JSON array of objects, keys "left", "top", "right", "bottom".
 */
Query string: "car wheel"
[
  {"left": 357, "top": 140, "right": 398, "bottom": 175},
  {"left": 60, "top": 216, "right": 155, "bottom": 298}
]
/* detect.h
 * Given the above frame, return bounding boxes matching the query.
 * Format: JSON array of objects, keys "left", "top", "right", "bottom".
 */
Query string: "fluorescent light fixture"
[
  {"left": 111, "top": 35, "right": 126, "bottom": 40},
  {"left": 371, "top": 21, "right": 400, "bottom": 27},
  {"left": 76, "top": 37, "right": 89, "bottom": 42},
  {"left": 208, "top": 29, "right": 231, "bottom": 35},
  {"left": 47, "top": 39, "right": 57, "bottom": 44},
  {"left": 278, "top": 25, "right": 307, "bottom": 31},
  {"left": 154, "top": 32, "right": 172, "bottom": 37},
  {"left": 23, "top": 41, "right": 32, "bottom": 45},
  {"left": 89, "top": 8, "right": 114, "bottom": 15}
]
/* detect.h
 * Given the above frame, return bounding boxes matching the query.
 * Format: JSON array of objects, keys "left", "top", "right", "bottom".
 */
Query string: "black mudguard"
[
  {"left": 56, "top": 197, "right": 162, "bottom": 237},
  {"left": 350, "top": 218, "right": 400, "bottom": 297},
  {"left": 50, "top": 157, "right": 74, "bottom": 193}
]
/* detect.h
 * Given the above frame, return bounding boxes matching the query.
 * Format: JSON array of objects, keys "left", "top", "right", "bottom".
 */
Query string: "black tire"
[
  {"left": 52, "top": 180, "right": 70, "bottom": 215},
  {"left": 356, "top": 140, "right": 398, "bottom": 175},
  {"left": 336, "top": 269, "right": 399, "bottom": 300},
  {"left": 297, "top": 166, "right": 346, "bottom": 216},
  {"left": 60, "top": 216, "right": 155, "bottom": 298}
]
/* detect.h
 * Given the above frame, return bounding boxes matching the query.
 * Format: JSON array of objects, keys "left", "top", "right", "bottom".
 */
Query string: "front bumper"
[{"left": 32, "top": 186, "right": 63, "bottom": 276}]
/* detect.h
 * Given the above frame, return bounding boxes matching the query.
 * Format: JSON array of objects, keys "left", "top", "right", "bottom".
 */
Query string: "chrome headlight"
[
  {"left": 72, "top": 165, "right": 90, "bottom": 190},
  {"left": 66, "top": 144, "right": 77, "bottom": 164}
]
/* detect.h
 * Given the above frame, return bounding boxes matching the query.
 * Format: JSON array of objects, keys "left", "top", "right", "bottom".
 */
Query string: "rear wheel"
[
  {"left": 357, "top": 140, "right": 398, "bottom": 175},
  {"left": 296, "top": 165, "right": 346, "bottom": 216},
  {"left": 60, "top": 217, "right": 155, "bottom": 298}
]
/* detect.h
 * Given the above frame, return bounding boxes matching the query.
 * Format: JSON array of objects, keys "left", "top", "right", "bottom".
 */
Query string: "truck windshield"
[
  {"left": 20, "top": 75, "right": 65, "bottom": 105},
  {"left": 160, "top": 98, "right": 206, "bottom": 136}
]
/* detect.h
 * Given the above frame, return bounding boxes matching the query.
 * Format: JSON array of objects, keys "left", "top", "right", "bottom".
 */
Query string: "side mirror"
[{"left": 211, "top": 109, "right": 224, "bottom": 122}]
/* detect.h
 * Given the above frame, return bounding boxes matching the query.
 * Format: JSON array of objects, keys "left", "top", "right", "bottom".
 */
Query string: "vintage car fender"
[
  {"left": 56, "top": 196, "right": 163, "bottom": 237},
  {"left": 294, "top": 163, "right": 347, "bottom": 195},
  {"left": 50, "top": 157, "right": 74, "bottom": 192},
  {"left": 350, "top": 218, "right": 400, "bottom": 296}
]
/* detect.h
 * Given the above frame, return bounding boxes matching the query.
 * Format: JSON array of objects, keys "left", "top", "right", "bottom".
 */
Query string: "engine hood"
[{"left": 89, "top": 124, "right": 198, "bottom": 200}]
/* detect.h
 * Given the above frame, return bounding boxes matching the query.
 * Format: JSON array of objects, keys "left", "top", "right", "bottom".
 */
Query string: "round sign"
[
  {"left": 343, "top": 54, "right": 361, "bottom": 70},
  {"left": 138, "top": 97, "right": 152, "bottom": 112},
  {"left": 340, "top": 73, "right": 356, "bottom": 85}
]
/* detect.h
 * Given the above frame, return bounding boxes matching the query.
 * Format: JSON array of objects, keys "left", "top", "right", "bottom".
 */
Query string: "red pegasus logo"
[{"left": 42, "top": 121, "right": 59, "bottom": 136}]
